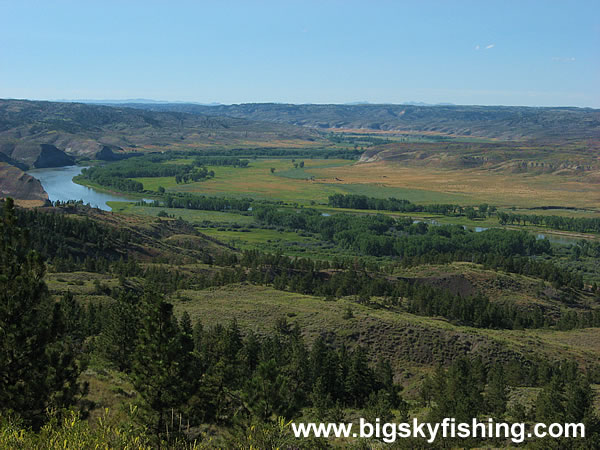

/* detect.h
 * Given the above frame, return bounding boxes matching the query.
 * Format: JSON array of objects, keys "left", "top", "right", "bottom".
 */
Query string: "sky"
[{"left": 0, "top": 0, "right": 598, "bottom": 107}]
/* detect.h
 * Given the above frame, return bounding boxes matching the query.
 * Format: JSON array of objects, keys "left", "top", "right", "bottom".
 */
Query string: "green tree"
[
  {"left": 535, "top": 376, "right": 565, "bottom": 422},
  {"left": 465, "top": 207, "right": 477, "bottom": 220},
  {"left": 363, "top": 390, "right": 394, "bottom": 423},
  {"left": 430, "top": 358, "right": 484, "bottom": 422},
  {"left": 243, "top": 358, "right": 295, "bottom": 420},
  {"left": 345, "top": 346, "right": 374, "bottom": 407},
  {"left": 99, "top": 292, "right": 140, "bottom": 372},
  {"left": 0, "top": 198, "right": 84, "bottom": 427},
  {"left": 486, "top": 365, "right": 508, "bottom": 416},
  {"left": 564, "top": 378, "right": 592, "bottom": 423},
  {"left": 130, "top": 291, "right": 197, "bottom": 439}
]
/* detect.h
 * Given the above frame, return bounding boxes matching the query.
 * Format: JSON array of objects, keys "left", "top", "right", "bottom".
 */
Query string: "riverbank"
[
  {"left": 27, "top": 165, "right": 154, "bottom": 211},
  {"left": 72, "top": 175, "right": 157, "bottom": 201}
]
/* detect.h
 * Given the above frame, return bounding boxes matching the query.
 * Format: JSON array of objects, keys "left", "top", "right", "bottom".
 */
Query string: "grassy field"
[
  {"left": 196, "top": 226, "right": 348, "bottom": 259},
  {"left": 108, "top": 202, "right": 255, "bottom": 225},
  {"left": 310, "top": 161, "right": 600, "bottom": 209},
  {"left": 130, "top": 159, "right": 344, "bottom": 203},
  {"left": 128, "top": 155, "right": 600, "bottom": 213},
  {"left": 127, "top": 157, "right": 488, "bottom": 206},
  {"left": 334, "top": 183, "right": 473, "bottom": 204}
]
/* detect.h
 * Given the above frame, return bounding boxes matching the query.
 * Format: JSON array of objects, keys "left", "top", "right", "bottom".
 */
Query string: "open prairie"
[{"left": 311, "top": 160, "right": 600, "bottom": 209}]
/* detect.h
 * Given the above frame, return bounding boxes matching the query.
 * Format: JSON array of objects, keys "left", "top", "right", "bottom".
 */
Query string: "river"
[{"left": 27, "top": 165, "right": 141, "bottom": 211}]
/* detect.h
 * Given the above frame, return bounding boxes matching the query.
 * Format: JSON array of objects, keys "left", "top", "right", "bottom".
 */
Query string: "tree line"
[
  {"left": 192, "top": 156, "right": 249, "bottom": 167},
  {"left": 80, "top": 157, "right": 215, "bottom": 191},
  {"left": 420, "top": 357, "right": 599, "bottom": 447},
  {"left": 140, "top": 194, "right": 254, "bottom": 211},
  {"left": 498, "top": 211, "right": 600, "bottom": 233},
  {"left": 328, "top": 193, "right": 496, "bottom": 218},
  {"left": 252, "top": 206, "right": 585, "bottom": 288}
]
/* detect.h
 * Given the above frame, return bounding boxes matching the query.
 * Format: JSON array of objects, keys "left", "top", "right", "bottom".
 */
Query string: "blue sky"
[{"left": 1, "top": 0, "right": 598, "bottom": 107}]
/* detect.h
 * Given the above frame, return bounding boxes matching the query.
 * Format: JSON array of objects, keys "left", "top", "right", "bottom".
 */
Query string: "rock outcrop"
[{"left": 0, "top": 163, "right": 48, "bottom": 206}]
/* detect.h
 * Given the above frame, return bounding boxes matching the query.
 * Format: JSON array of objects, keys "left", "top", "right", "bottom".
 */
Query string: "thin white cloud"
[
  {"left": 474, "top": 44, "right": 480, "bottom": 50},
  {"left": 552, "top": 56, "right": 576, "bottom": 62},
  {"left": 485, "top": 44, "right": 495, "bottom": 49}
]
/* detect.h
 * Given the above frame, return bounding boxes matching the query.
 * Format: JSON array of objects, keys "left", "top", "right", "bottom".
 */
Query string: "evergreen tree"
[
  {"left": 430, "top": 358, "right": 484, "bottom": 422},
  {"left": 243, "top": 358, "right": 294, "bottom": 420},
  {"left": 0, "top": 198, "right": 83, "bottom": 427},
  {"left": 564, "top": 377, "right": 594, "bottom": 424},
  {"left": 486, "top": 365, "right": 508, "bottom": 416},
  {"left": 55, "top": 291, "right": 86, "bottom": 343},
  {"left": 130, "top": 291, "right": 197, "bottom": 439},
  {"left": 99, "top": 292, "right": 140, "bottom": 372},
  {"left": 535, "top": 376, "right": 565, "bottom": 423},
  {"left": 345, "top": 346, "right": 374, "bottom": 407},
  {"left": 363, "top": 390, "right": 394, "bottom": 423}
]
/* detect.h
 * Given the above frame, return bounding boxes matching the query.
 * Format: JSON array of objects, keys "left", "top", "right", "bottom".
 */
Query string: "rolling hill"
[
  {"left": 116, "top": 102, "right": 600, "bottom": 140},
  {"left": 0, "top": 99, "right": 323, "bottom": 168}
]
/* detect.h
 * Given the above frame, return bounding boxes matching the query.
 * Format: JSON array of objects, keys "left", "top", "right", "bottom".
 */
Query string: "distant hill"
[
  {"left": 118, "top": 102, "right": 600, "bottom": 140},
  {"left": 0, "top": 99, "right": 322, "bottom": 168}
]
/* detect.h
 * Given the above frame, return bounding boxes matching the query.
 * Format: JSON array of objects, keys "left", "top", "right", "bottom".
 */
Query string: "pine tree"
[
  {"left": 243, "top": 358, "right": 292, "bottom": 420},
  {"left": 0, "top": 198, "right": 83, "bottom": 427},
  {"left": 55, "top": 291, "right": 85, "bottom": 343},
  {"left": 179, "top": 311, "right": 194, "bottom": 354},
  {"left": 192, "top": 319, "right": 203, "bottom": 353},
  {"left": 486, "top": 365, "right": 508, "bottom": 416},
  {"left": 345, "top": 346, "right": 374, "bottom": 407},
  {"left": 130, "top": 291, "right": 196, "bottom": 439},
  {"left": 99, "top": 292, "right": 139, "bottom": 372},
  {"left": 363, "top": 390, "right": 394, "bottom": 423},
  {"left": 419, "top": 375, "right": 434, "bottom": 407},
  {"left": 564, "top": 377, "right": 592, "bottom": 423},
  {"left": 535, "top": 376, "right": 565, "bottom": 423},
  {"left": 309, "top": 377, "right": 333, "bottom": 421},
  {"left": 430, "top": 358, "right": 484, "bottom": 422}
]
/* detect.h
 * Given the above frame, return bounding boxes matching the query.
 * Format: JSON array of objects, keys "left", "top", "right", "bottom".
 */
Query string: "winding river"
[{"left": 27, "top": 165, "right": 140, "bottom": 211}]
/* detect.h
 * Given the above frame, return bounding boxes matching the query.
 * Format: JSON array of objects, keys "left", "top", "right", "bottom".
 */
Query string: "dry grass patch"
[{"left": 311, "top": 161, "right": 600, "bottom": 208}]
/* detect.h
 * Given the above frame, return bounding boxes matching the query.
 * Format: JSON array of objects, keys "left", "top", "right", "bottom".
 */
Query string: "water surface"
[{"left": 27, "top": 165, "right": 139, "bottom": 211}]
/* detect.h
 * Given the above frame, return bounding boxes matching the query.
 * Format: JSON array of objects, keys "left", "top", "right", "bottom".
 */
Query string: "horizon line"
[{"left": 1, "top": 97, "right": 598, "bottom": 110}]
